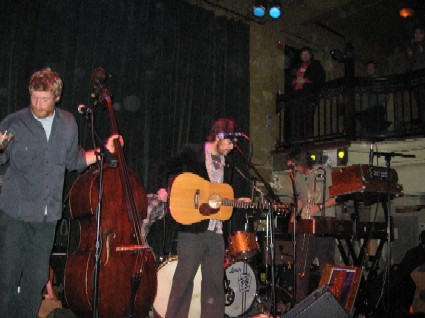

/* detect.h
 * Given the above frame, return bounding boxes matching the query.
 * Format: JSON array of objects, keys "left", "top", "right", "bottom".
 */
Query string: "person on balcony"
[
  {"left": 291, "top": 47, "right": 325, "bottom": 94},
  {"left": 407, "top": 25, "right": 425, "bottom": 71},
  {"left": 359, "top": 61, "right": 390, "bottom": 134},
  {"left": 407, "top": 25, "right": 425, "bottom": 126},
  {"left": 286, "top": 47, "right": 325, "bottom": 141}
]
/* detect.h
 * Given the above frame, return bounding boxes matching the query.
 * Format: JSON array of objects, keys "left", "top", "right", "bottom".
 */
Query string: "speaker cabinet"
[{"left": 282, "top": 286, "right": 350, "bottom": 318}]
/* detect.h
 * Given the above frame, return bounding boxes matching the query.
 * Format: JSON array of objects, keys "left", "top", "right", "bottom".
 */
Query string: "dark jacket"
[
  {"left": 292, "top": 59, "right": 325, "bottom": 95},
  {"left": 160, "top": 143, "right": 234, "bottom": 233}
]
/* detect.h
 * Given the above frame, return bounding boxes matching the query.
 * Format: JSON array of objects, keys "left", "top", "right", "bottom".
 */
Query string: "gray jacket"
[{"left": 0, "top": 107, "right": 87, "bottom": 222}]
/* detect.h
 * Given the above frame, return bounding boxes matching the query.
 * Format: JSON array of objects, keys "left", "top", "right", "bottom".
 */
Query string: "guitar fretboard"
[{"left": 222, "top": 199, "right": 290, "bottom": 212}]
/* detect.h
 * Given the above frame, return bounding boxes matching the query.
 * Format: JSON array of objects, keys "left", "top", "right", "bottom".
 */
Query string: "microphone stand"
[
  {"left": 234, "top": 144, "right": 281, "bottom": 317},
  {"left": 80, "top": 109, "right": 117, "bottom": 318},
  {"left": 372, "top": 151, "right": 415, "bottom": 313},
  {"left": 288, "top": 167, "right": 298, "bottom": 306}
]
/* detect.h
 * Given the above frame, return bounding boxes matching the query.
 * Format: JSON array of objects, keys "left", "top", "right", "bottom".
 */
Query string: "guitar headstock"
[{"left": 90, "top": 68, "right": 111, "bottom": 107}]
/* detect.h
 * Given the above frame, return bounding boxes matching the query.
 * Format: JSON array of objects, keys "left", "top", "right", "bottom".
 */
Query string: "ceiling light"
[
  {"left": 399, "top": 7, "right": 414, "bottom": 18},
  {"left": 269, "top": 1, "right": 281, "bottom": 19},
  {"left": 253, "top": 1, "right": 266, "bottom": 17},
  {"left": 252, "top": 0, "right": 282, "bottom": 19}
]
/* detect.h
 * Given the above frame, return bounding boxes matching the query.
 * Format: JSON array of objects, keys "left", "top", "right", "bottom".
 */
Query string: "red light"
[{"left": 399, "top": 8, "right": 414, "bottom": 18}]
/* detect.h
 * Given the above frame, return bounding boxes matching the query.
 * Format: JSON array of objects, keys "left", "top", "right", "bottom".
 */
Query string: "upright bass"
[{"left": 64, "top": 73, "right": 157, "bottom": 317}]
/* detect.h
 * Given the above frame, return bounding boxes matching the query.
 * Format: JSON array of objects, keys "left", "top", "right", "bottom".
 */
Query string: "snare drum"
[
  {"left": 153, "top": 257, "right": 202, "bottom": 318},
  {"left": 228, "top": 231, "right": 258, "bottom": 260},
  {"left": 224, "top": 261, "right": 257, "bottom": 317}
]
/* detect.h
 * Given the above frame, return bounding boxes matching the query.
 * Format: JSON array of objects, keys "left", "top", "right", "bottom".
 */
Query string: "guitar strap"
[{"left": 205, "top": 144, "right": 224, "bottom": 233}]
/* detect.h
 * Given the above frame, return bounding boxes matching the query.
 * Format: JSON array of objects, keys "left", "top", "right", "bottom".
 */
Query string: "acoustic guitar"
[{"left": 168, "top": 172, "right": 290, "bottom": 225}]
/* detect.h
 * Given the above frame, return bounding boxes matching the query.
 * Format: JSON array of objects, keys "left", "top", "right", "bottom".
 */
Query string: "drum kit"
[{"left": 153, "top": 225, "right": 294, "bottom": 318}]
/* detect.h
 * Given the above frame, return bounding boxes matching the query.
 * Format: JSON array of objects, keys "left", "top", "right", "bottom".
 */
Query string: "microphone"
[
  {"left": 217, "top": 132, "right": 250, "bottom": 140},
  {"left": 77, "top": 104, "right": 92, "bottom": 117},
  {"left": 369, "top": 143, "right": 374, "bottom": 166}
]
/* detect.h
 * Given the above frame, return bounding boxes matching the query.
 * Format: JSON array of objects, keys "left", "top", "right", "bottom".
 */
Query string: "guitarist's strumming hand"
[{"left": 157, "top": 188, "right": 168, "bottom": 202}]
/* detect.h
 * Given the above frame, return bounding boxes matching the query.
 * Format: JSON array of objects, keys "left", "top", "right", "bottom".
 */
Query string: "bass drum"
[
  {"left": 225, "top": 262, "right": 257, "bottom": 317},
  {"left": 153, "top": 257, "right": 202, "bottom": 318}
]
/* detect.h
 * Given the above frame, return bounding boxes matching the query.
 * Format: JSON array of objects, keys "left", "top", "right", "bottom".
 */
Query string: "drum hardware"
[
  {"left": 224, "top": 252, "right": 235, "bottom": 269},
  {"left": 262, "top": 238, "right": 294, "bottom": 266},
  {"left": 257, "top": 204, "right": 292, "bottom": 314},
  {"left": 256, "top": 277, "right": 294, "bottom": 316},
  {"left": 157, "top": 254, "right": 177, "bottom": 265},
  {"left": 224, "top": 272, "right": 235, "bottom": 306}
]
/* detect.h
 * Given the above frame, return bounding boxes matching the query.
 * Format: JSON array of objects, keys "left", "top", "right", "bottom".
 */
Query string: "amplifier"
[{"left": 282, "top": 286, "right": 350, "bottom": 318}]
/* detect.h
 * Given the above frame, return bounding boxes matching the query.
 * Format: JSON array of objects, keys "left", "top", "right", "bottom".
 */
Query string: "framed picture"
[{"left": 319, "top": 264, "right": 362, "bottom": 316}]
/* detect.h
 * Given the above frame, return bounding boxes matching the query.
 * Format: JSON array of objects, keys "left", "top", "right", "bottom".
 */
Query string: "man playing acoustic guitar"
[{"left": 157, "top": 118, "right": 251, "bottom": 318}]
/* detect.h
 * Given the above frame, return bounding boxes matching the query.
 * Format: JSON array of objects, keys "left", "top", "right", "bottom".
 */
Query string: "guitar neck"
[
  {"left": 222, "top": 199, "right": 289, "bottom": 213},
  {"left": 168, "top": 172, "right": 291, "bottom": 225}
]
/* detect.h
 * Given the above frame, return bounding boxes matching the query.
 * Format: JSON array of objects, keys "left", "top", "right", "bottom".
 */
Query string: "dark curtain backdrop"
[
  {"left": 0, "top": 0, "right": 250, "bottom": 256},
  {"left": 0, "top": 0, "right": 250, "bottom": 192}
]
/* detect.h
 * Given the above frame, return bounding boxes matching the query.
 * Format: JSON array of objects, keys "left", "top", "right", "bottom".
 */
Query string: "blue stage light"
[
  {"left": 253, "top": 5, "right": 266, "bottom": 17},
  {"left": 269, "top": 5, "right": 281, "bottom": 19},
  {"left": 252, "top": 1, "right": 282, "bottom": 19}
]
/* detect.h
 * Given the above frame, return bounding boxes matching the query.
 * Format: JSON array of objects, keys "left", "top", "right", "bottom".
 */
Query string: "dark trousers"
[
  {"left": 165, "top": 231, "right": 225, "bottom": 318},
  {"left": 0, "top": 210, "right": 57, "bottom": 318},
  {"left": 294, "top": 234, "right": 335, "bottom": 303}
]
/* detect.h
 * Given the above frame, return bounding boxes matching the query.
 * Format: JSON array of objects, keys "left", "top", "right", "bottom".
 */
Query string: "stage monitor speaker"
[{"left": 282, "top": 286, "right": 350, "bottom": 318}]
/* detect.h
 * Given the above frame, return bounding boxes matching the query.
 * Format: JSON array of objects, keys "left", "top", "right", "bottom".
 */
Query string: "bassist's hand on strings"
[
  {"left": 105, "top": 134, "right": 124, "bottom": 153},
  {"left": 85, "top": 134, "right": 124, "bottom": 165}
]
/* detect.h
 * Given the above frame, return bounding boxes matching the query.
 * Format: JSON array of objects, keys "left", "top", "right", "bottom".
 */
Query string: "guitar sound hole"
[{"left": 208, "top": 194, "right": 222, "bottom": 209}]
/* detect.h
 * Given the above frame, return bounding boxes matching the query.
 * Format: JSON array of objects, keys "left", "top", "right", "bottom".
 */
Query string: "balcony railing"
[{"left": 276, "top": 69, "right": 425, "bottom": 149}]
